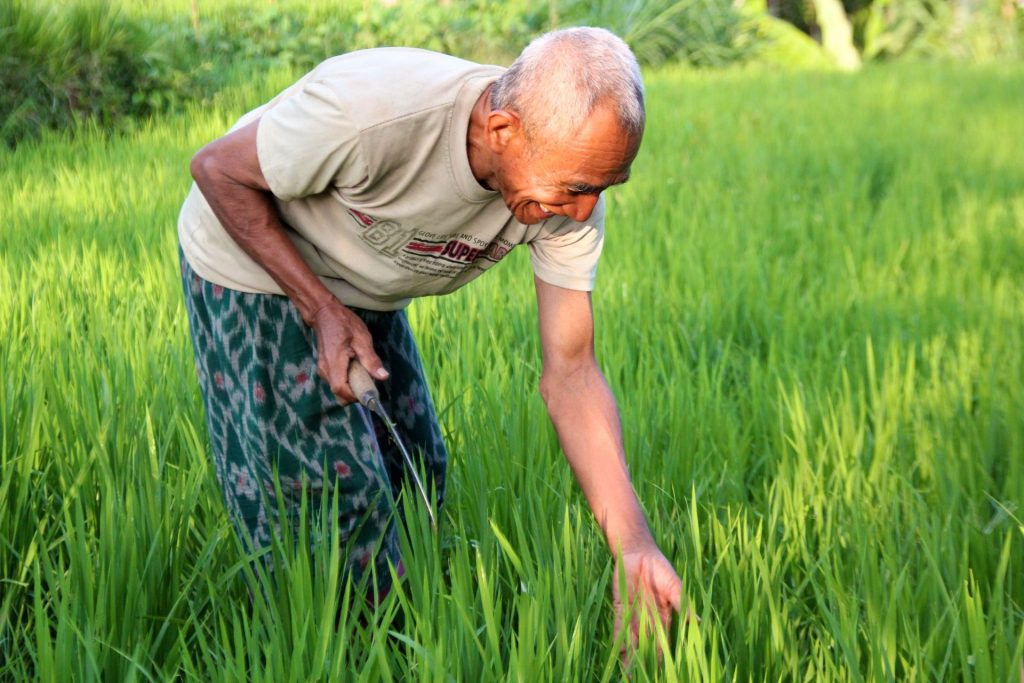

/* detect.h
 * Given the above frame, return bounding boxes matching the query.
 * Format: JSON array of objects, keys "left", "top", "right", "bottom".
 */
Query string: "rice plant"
[{"left": 1, "top": 62, "right": 1022, "bottom": 680}]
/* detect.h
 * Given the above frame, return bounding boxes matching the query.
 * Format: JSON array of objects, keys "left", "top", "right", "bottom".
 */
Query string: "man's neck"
[{"left": 466, "top": 85, "right": 495, "bottom": 191}]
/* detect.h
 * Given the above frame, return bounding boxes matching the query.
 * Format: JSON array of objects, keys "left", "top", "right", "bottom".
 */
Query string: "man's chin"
[{"left": 511, "top": 207, "right": 540, "bottom": 225}]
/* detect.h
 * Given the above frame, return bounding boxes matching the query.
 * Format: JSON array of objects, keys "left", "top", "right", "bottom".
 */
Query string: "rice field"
[{"left": 1, "top": 62, "right": 1022, "bottom": 681}]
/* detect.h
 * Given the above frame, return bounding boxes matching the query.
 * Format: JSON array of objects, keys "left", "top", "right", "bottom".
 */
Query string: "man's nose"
[{"left": 569, "top": 194, "right": 600, "bottom": 222}]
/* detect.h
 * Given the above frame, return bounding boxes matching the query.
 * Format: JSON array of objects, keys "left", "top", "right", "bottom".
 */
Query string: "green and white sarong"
[{"left": 179, "top": 249, "right": 447, "bottom": 591}]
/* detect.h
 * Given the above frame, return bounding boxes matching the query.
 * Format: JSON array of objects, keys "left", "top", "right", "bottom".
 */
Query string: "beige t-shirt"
[{"left": 178, "top": 48, "right": 605, "bottom": 311}]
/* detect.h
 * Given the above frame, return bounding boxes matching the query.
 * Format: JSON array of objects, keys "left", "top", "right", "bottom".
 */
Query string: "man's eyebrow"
[{"left": 567, "top": 173, "right": 631, "bottom": 194}]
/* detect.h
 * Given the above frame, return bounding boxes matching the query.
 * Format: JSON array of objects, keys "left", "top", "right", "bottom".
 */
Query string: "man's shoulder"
[
  {"left": 320, "top": 47, "right": 499, "bottom": 76},
  {"left": 306, "top": 48, "right": 502, "bottom": 123}
]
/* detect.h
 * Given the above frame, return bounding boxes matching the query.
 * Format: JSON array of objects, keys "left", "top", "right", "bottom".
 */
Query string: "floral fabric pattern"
[{"left": 179, "top": 249, "right": 447, "bottom": 589}]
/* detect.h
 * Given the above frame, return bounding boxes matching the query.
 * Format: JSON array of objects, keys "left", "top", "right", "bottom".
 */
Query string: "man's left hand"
[{"left": 613, "top": 544, "right": 686, "bottom": 660}]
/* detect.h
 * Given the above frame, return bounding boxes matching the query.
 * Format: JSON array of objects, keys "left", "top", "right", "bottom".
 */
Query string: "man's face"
[{"left": 490, "top": 105, "right": 640, "bottom": 226}]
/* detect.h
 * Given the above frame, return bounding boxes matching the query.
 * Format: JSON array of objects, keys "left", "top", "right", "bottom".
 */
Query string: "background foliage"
[
  {"left": 1, "top": 60, "right": 1022, "bottom": 681},
  {"left": 1, "top": 1, "right": 1022, "bottom": 680},
  {"left": 1, "top": 0, "right": 1020, "bottom": 146}
]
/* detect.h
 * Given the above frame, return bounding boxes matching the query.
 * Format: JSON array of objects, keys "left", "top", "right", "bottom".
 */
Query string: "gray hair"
[{"left": 490, "top": 27, "right": 645, "bottom": 144}]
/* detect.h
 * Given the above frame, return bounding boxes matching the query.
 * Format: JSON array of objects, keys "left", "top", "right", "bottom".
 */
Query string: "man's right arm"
[{"left": 189, "top": 118, "right": 389, "bottom": 402}]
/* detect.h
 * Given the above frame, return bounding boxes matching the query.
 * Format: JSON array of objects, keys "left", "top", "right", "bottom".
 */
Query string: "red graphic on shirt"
[
  {"left": 403, "top": 238, "right": 493, "bottom": 263},
  {"left": 347, "top": 208, "right": 376, "bottom": 227},
  {"left": 405, "top": 241, "right": 445, "bottom": 254},
  {"left": 439, "top": 240, "right": 481, "bottom": 262},
  {"left": 345, "top": 208, "right": 516, "bottom": 279}
]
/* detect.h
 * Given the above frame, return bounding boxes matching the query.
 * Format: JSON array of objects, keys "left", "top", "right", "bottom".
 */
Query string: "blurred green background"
[
  {"left": 2, "top": 2, "right": 1022, "bottom": 681},
  {"left": 2, "top": 0, "right": 1021, "bottom": 146}
]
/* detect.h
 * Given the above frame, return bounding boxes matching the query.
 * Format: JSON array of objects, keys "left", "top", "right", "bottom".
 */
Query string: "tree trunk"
[
  {"left": 811, "top": 0, "right": 862, "bottom": 70},
  {"left": 191, "top": 0, "right": 201, "bottom": 39}
]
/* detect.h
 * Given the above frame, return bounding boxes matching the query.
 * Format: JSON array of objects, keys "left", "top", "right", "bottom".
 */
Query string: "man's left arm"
[{"left": 534, "top": 276, "right": 683, "bottom": 647}]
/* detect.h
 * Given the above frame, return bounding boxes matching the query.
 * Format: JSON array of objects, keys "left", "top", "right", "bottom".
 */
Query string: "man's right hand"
[{"left": 310, "top": 299, "right": 389, "bottom": 405}]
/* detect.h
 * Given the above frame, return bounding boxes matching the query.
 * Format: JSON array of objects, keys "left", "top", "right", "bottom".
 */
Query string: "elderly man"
[{"left": 178, "top": 27, "right": 682, "bottom": 643}]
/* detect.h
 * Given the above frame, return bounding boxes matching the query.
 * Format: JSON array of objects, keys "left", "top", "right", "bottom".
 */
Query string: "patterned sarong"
[{"left": 179, "top": 249, "right": 447, "bottom": 590}]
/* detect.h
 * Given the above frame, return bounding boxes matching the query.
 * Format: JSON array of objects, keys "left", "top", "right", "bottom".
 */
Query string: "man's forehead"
[
  {"left": 531, "top": 128, "right": 639, "bottom": 191},
  {"left": 553, "top": 139, "right": 639, "bottom": 190}
]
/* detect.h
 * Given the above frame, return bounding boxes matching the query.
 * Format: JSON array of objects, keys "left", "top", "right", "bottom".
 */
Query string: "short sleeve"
[
  {"left": 256, "top": 79, "right": 367, "bottom": 201},
  {"left": 528, "top": 197, "right": 605, "bottom": 291}
]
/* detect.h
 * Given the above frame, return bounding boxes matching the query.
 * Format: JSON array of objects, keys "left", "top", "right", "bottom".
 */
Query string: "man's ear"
[{"left": 486, "top": 109, "right": 522, "bottom": 153}]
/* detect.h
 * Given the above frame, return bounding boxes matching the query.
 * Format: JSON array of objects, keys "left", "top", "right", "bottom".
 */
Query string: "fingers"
[
  {"left": 668, "top": 580, "right": 682, "bottom": 614},
  {"left": 318, "top": 349, "right": 358, "bottom": 405},
  {"left": 613, "top": 550, "right": 690, "bottom": 670},
  {"left": 351, "top": 336, "right": 389, "bottom": 381},
  {"left": 613, "top": 600, "right": 629, "bottom": 651},
  {"left": 310, "top": 300, "right": 388, "bottom": 404},
  {"left": 324, "top": 348, "right": 387, "bottom": 405},
  {"left": 657, "top": 601, "right": 674, "bottom": 633},
  {"left": 616, "top": 598, "right": 660, "bottom": 671},
  {"left": 613, "top": 604, "right": 638, "bottom": 671}
]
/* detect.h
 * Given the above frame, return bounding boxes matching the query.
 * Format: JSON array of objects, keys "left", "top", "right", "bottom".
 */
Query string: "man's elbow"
[
  {"left": 189, "top": 145, "right": 216, "bottom": 185},
  {"left": 539, "top": 371, "right": 558, "bottom": 410},
  {"left": 538, "top": 356, "right": 596, "bottom": 411}
]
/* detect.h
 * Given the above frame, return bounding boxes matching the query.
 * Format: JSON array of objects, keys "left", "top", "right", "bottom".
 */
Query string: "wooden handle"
[{"left": 348, "top": 360, "right": 379, "bottom": 407}]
